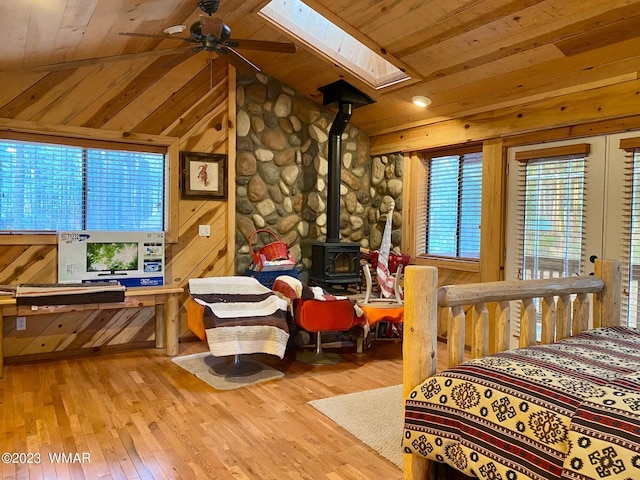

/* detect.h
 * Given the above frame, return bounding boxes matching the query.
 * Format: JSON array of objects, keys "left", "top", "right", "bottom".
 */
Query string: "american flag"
[{"left": 376, "top": 205, "right": 395, "bottom": 298}]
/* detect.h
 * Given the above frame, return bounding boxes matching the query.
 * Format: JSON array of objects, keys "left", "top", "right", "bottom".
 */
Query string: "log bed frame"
[{"left": 401, "top": 258, "right": 622, "bottom": 480}]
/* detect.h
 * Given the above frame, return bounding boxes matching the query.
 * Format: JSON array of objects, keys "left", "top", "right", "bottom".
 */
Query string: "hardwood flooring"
[{"left": 0, "top": 340, "right": 419, "bottom": 480}]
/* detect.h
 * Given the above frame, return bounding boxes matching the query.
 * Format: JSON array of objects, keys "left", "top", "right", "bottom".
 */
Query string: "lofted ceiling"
[{"left": 2, "top": 0, "right": 640, "bottom": 137}]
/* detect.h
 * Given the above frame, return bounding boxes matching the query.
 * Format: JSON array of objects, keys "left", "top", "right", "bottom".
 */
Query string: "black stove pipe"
[{"left": 326, "top": 100, "right": 353, "bottom": 243}]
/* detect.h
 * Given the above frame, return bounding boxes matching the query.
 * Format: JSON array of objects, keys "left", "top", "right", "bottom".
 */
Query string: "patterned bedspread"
[
  {"left": 561, "top": 371, "right": 640, "bottom": 480},
  {"left": 189, "top": 276, "right": 289, "bottom": 358},
  {"left": 403, "top": 327, "right": 640, "bottom": 480}
]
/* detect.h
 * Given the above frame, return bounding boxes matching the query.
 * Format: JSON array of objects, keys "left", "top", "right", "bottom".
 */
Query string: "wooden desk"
[{"left": 0, "top": 286, "right": 183, "bottom": 378}]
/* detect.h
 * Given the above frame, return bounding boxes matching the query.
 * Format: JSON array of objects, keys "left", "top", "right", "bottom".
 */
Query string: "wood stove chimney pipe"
[
  {"left": 318, "top": 80, "right": 374, "bottom": 244},
  {"left": 326, "top": 100, "right": 352, "bottom": 243}
]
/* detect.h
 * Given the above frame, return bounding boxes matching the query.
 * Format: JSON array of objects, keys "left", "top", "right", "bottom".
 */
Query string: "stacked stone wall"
[{"left": 235, "top": 73, "right": 403, "bottom": 281}]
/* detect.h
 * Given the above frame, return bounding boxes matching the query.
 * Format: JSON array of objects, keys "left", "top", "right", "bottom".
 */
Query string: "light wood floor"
[{"left": 0, "top": 339, "right": 428, "bottom": 480}]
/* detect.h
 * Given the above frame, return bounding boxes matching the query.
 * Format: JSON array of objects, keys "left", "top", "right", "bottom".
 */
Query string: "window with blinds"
[
  {"left": 423, "top": 149, "right": 482, "bottom": 259},
  {"left": 508, "top": 144, "right": 590, "bottom": 342},
  {"left": 513, "top": 146, "right": 589, "bottom": 281},
  {"left": 620, "top": 138, "right": 640, "bottom": 329},
  {"left": 0, "top": 139, "right": 166, "bottom": 232}
]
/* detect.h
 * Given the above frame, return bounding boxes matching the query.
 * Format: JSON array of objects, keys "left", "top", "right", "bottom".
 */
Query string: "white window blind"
[
  {"left": 511, "top": 145, "right": 589, "bottom": 340},
  {"left": 620, "top": 138, "right": 640, "bottom": 328},
  {"left": 514, "top": 154, "right": 587, "bottom": 281},
  {"left": 424, "top": 150, "right": 482, "bottom": 259},
  {"left": 0, "top": 139, "right": 166, "bottom": 232}
]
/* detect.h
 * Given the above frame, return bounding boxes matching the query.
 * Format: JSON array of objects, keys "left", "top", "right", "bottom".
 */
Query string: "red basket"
[
  {"left": 249, "top": 229, "right": 289, "bottom": 264},
  {"left": 369, "top": 251, "right": 379, "bottom": 269},
  {"left": 389, "top": 254, "right": 411, "bottom": 273},
  {"left": 369, "top": 251, "right": 410, "bottom": 273}
]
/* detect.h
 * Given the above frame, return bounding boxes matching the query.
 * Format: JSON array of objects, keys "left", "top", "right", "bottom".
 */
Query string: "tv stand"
[{"left": 0, "top": 285, "right": 183, "bottom": 378}]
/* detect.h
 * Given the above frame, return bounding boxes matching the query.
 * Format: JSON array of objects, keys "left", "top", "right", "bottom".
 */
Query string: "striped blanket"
[
  {"left": 188, "top": 276, "right": 289, "bottom": 358},
  {"left": 403, "top": 327, "right": 640, "bottom": 480}
]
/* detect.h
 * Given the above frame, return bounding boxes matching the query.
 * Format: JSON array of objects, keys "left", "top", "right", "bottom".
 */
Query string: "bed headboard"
[{"left": 402, "top": 258, "right": 621, "bottom": 479}]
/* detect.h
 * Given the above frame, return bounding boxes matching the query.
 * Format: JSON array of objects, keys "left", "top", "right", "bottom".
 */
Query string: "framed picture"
[{"left": 180, "top": 151, "right": 227, "bottom": 199}]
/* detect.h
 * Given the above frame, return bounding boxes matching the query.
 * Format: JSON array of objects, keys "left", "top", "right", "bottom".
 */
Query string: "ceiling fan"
[
  {"left": 16, "top": 0, "right": 296, "bottom": 73},
  {"left": 120, "top": 0, "right": 297, "bottom": 73}
]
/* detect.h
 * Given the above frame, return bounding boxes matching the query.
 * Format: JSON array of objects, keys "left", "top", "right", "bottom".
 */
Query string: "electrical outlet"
[
  {"left": 198, "top": 225, "right": 211, "bottom": 237},
  {"left": 16, "top": 316, "right": 26, "bottom": 331}
]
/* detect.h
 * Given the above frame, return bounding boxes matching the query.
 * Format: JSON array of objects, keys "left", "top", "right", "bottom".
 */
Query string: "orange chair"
[
  {"left": 358, "top": 263, "right": 404, "bottom": 340},
  {"left": 293, "top": 297, "right": 357, "bottom": 365}
]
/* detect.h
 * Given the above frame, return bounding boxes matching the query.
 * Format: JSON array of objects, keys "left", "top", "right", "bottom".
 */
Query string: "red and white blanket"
[{"left": 271, "top": 275, "right": 364, "bottom": 317}]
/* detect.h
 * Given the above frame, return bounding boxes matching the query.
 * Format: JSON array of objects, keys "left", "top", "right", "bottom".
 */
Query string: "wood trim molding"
[
  {"left": 479, "top": 139, "right": 505, "bottom": 282},
  {"left": 412, "top": 256, "right": 480, "bottom": 273},
  {"left": 0, "top": 118, "right": 178, "bottom": 148},
  {"left": 513, "top": 143, "right": 590, "bottom": 161},
  {"left": 0, "top": 117, "right": 181, "bottom": 245},
  {"left": 226, "top": 65, "right": 237, "bottom": 276},
  {"left": 369, "top": 79, "right": 640, "bottom": 156},
  {"left": 620, "top": 137, "right": 640, "bottom": 151}
]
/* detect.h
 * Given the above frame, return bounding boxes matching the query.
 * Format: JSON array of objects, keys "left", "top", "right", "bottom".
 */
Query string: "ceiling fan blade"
[
  {"left": 199, "top": 15, "right": 224, "bottom": 38},
  {"left": 119, "top": 32, "right": 200, "bottom": 44},
  {"left": 13, "top": 46, "right": 195, "bottom": 72},
  {"left": 222, "top": 47, "right": 261, "bottom": 74},
  {"left": 229, "top": 39, "right": 296, "bottom": 53}
]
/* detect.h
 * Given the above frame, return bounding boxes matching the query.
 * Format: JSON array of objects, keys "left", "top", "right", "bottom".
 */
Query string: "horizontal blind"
[
  {"left": 0, "top": 141, "right": 84, "bottom": 231},
  {"left": 86, "top": 149, "right": 165, "bottom": 231},
  {"left": 459, "top": 153, "right": 482, "bottom": 258},
  {"left": 620, "top": 144, "right": 640, "bottom": 328},
  {"left": 414, "top": 153, "right": 428, "bottom": 256},
  {"left": 512, "top": 153, "right": 587, "bottom": 338},
  {"left": 0, "top": 139, "right": 165, "bottom": 232},
  {"left": 518, "top": 156, "right": 586, "bottom": 279},
  {"left": 425, "top": 151, "right": 482, "bottom": 259}
]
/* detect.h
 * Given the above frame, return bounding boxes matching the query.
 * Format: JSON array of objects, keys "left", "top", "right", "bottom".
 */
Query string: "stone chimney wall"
[
  {"left": 369, "top": 153, "right": 404, "bottom": 250},
  {"left": 235, "top": 73, "right": 404, "bottom": 281}
]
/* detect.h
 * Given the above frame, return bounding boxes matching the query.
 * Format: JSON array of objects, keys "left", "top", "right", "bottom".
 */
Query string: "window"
[
  {"left": 506, "top": 142, "right": 597, "bottom": 344},
  {"left": 420, "top": 148, "right": 482, "bottom": 259},
  {"left": 620, "top": 138, "right": 640, "bottom": 329},
  {"left": 259, "top": 0, "right": 410, "bottom": 89},
  {"left": 0, "top": 138, "right": 166, "bottom": 232},
  {"left": 512, "top": 146, "right": 589, "bottom": 281},
  {"left": 505, "top": 135, "right": 640, "bottom": 345}
]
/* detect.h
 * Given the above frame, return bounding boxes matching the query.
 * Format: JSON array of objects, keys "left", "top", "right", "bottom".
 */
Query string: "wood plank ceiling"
[{"left": 1, "top": 0, "right": 640, "bottom": 137}]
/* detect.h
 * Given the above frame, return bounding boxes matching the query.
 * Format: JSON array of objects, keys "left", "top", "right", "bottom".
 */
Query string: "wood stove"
[
  {"left": 310, "top": 80, "right": 374, "bottom": 287},
  {"left": 310, "top": 242, "right": 361, "bottom": 286}
]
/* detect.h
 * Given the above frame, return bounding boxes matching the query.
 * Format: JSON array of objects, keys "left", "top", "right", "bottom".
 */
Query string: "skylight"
[{"left": 259, "top": 0, "right": 410, "bottom": 90}]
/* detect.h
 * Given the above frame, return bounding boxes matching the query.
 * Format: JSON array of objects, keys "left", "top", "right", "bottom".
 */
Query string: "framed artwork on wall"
[{"left": 180, "top": 151, "right": 227, "bottom": 199}]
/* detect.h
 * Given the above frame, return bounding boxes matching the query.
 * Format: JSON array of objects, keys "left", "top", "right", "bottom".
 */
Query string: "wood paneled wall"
[
  {"left": 396, "top": 79, "right": 640, "bottom": 283},
  {"left": 3, "top": 51, "right": 639, "bottom": 362},
  {"left": 396, "top": 79, "right": 640, "bottom": 342},
  {"left": 0, "top": 55, "right": 235, "bottom": 361}
]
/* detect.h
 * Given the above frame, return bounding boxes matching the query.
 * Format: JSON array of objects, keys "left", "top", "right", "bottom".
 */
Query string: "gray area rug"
[
  {"left": 171, "top": 352, "right": 284, "bottom": 390},
  {"left": 309, "top": 384, "right": 403, "bottom": 468}
]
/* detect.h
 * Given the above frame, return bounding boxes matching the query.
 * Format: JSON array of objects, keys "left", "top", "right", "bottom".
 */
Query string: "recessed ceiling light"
[
  {"left": 412, "top": 95, "right": 432, "bottom": 108},
  {"left": 164, "top": 24, "right": 187, "bottom": 35}
]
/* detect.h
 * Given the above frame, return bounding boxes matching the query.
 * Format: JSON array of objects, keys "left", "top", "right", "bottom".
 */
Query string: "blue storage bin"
[{"left": 244, "top": 268, "right": 298, "bottom": 289}]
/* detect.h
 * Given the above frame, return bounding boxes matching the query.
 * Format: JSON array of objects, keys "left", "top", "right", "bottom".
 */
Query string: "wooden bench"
[{"left": 0, "top": 286, "right": 183, "bottom": 378}]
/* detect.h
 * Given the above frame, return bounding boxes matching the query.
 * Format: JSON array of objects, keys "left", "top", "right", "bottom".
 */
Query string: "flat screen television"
[
  {"left": 86, "top": 242, "right": 139, "bottom": 274},
  {"left": 59, "top": 231, "right": 164, "bottom": 286}
]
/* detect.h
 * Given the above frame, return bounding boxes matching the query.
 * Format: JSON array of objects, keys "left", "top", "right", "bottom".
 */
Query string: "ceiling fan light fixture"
[
  {"left": 163, "top": 24, "right": 187, "bottom": 35},
  {"left": 412, "top": 95, "right": 432, "bottom": 108},
  {"left": 198, "top": 0, "right": 221, "bottom": 15}
]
